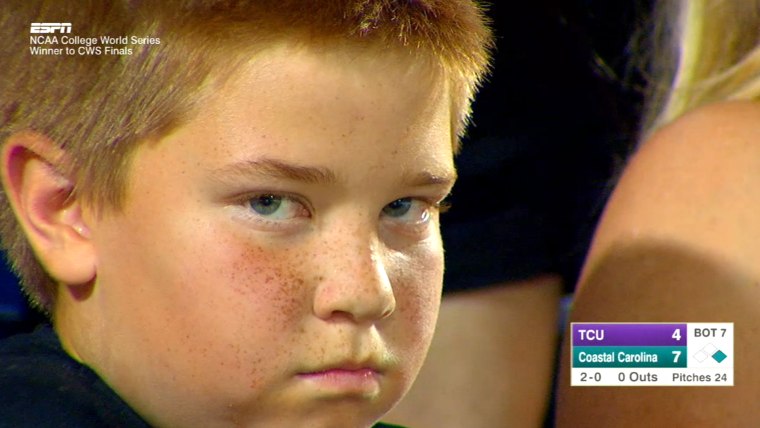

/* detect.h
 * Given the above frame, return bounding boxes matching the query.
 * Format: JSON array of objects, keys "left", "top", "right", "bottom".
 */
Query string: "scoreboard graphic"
[{"left": 570, "top": 323, "right": 733, "bottom": 386}]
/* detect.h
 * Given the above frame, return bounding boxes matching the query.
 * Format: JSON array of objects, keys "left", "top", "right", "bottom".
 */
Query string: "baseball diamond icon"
[{"left": 693, "top": 343, "right": 727, "bottom": 363}]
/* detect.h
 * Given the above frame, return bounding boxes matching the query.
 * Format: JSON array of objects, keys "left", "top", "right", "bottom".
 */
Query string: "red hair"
[{"left": 0, "top": 0, "right": 493, "bottom": 311}]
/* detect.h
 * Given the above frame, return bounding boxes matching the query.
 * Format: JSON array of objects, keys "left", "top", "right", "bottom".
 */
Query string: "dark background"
[{"left": 442, "top": 0, "right": 652, "bottom": 294}]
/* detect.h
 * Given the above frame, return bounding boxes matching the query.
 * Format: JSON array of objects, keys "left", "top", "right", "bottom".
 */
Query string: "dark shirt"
[
  {"left": 0, "top": 326, "right": 406, "bottom": 427},
  {"left": 0, "top": 325, "right": 148, "bottom": 428}
]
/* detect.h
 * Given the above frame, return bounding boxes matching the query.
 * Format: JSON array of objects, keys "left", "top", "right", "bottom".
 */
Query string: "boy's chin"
[
  {"left": 231, "top": 398, "right": 395, "bottom": 428},
  {"left": 201, "top": 374, "right": 406, "bottom": 428},
  {"left": 280, "top": 378, "right": 403, "bottom": 427}
]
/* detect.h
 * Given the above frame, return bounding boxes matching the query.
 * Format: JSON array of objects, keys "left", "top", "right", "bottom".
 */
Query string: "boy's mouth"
[
  {"left": 296, "top": 360, "right": 385, "bottom": 395},
  {"left": 297, "top": 368, "right": 381, "bottom": 396}
]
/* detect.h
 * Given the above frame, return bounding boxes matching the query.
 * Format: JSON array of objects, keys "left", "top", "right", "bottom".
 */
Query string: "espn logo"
[{"left": 30, "top": 23, "right": 72, "bottom": 34}]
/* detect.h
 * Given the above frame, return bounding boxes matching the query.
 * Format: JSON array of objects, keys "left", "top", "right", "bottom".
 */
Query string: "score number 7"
[{"left": 672, "top": 328, "right": 682, "bottom": 363}]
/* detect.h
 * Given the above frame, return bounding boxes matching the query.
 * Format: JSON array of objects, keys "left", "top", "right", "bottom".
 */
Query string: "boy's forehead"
[
  {"left": 203, "top": 40, "right": 455, "bottom": 146},
  {"left": 137, "top": 38, "right": 455, "bottom": 183},
  {"left": 224, "top": 40, "right": 443, "bottom": 91}
]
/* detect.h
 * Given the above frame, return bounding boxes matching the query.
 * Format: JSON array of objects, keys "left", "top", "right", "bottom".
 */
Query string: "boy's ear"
[{"left": 1, "top": 132, "right": 96, "bottom": 286}]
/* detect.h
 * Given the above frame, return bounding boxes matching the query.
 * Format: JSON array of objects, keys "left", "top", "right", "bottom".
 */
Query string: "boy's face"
[{"left": 76, "top": 44, "right": 454, "bottom": 427}]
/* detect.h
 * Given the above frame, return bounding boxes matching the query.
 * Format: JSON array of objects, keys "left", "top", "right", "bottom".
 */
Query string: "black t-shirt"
[
  {"left": 0, "top": 325, "right": 149, "bottom": 427},
  {"left": 0, "top": 326, "right": 406, "bottom": 427}
]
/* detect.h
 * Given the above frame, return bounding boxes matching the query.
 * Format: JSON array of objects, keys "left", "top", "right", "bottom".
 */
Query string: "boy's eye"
[
  {"left": 382, "top": 198, "right": 413, "bottom": 218},
  {"left": 382, "top": 197, "right": 431, "bottom": 224},
  {"left": 250, "top": 194, "right": 282, "bottom": 215},
  {"left": 248, "top": 194, "right": 308, "bottom": 220}
]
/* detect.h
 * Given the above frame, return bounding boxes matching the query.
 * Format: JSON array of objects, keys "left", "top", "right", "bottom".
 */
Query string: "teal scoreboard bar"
[{"left": 570, "top": 323, "right": 733, "bottom": 386}]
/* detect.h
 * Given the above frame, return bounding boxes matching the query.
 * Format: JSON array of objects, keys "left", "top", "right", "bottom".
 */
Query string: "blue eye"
[
  {"left": 383, "top": 198, "right": 413, "bottom": 218},
  {"left": 249, "top": 194, "right": 282, "bottom": 216},
  {"left": 246, "top": 194, "right": 308, "bottom": 221},
  {"left": 382, "top": 198, "right": 433, "bottom": 225},
  {"left": 380, "top": 197, "right": 435, "bottom": 238}
]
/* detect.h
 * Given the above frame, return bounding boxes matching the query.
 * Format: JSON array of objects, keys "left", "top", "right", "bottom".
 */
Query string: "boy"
[{"left": 0, "top": 1, "right": 492, "bottom": 427}]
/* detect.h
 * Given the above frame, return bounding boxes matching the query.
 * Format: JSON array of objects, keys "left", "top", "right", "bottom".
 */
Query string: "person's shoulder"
[
  {"left": 0, "top": 327, "right": 92, "bottom": 422},
  {"left": 0, "top": 324, "right": 68, "bottom": 370},
  {"left": 584, "top": 100, "right": 760, "bottom": 279},
  {"left": 642, "top": 100, "right": 760, "bottom": 160},
  {"left": 634, "top": 100, "right": 760, "bottom": 190},
  {"left": 0, "top": 326, "right": 149, "bottom": 428},
  {"left": 631, "top": 101, "right": 760, "bottom": 195}
]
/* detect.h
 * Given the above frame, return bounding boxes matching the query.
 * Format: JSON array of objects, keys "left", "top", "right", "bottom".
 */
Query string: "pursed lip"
[
  {"left": 298, "top": 353, "right": 389, "bottom": 375},
  {"left": 298, "top": 360, "right": 385, "bottom": 376},
  {"left": 296, "top": 360, "right": 386, "bottom": 395},
  {"left": 298, "top": 367, "right": 379, "bottom": 379}
]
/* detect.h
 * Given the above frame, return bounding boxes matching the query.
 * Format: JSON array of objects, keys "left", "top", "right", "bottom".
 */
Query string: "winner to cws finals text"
[{"left": 29, "top": 23, "right": 160, "bottom": 56}]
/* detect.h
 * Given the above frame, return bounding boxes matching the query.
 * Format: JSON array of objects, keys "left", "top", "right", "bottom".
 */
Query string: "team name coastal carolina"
[
  {"left": 577, "top": 350, "right": 659, "bottom": 364},
  {"left": 30, "top": 35, "right": 160, "bottom": 56}
]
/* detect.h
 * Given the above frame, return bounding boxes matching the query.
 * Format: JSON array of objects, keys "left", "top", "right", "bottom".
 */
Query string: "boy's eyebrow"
[
  {"left": 210, "top": 158, "right": 338, "bottom": 184},
  {"left": 402, "top": 170, "right": 458, "bottom": 187},
  {"left": 210, "top": 157, "right": 456, "bottom": 187}
]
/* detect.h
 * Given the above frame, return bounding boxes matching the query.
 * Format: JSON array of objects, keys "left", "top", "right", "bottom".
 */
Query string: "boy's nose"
[{"left": 312, "top": 236, "right": 396, "bottom": 324}]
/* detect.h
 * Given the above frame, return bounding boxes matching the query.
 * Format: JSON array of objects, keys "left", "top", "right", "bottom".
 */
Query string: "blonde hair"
[
  {"left": 0, "top": 0, "right": 494, "bottom": 312},
  {"left": 644, "top": 0, "right": 760, "bottom": 135}
]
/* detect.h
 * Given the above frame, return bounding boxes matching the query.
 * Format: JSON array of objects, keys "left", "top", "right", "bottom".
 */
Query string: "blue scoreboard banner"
[{"left": 570, "top": 323, "right": 733, "bottom": 386}]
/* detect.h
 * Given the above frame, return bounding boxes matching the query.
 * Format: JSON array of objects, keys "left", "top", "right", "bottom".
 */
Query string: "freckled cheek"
[
  {"left": 391, "top": 246, "right": 444, "bottom": 346},
  {"left": 181, "top": 239, "right": 315, "bottom": 388},
  {"left": 219, "top": 242, "right": 312, "bottom": 330}
]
